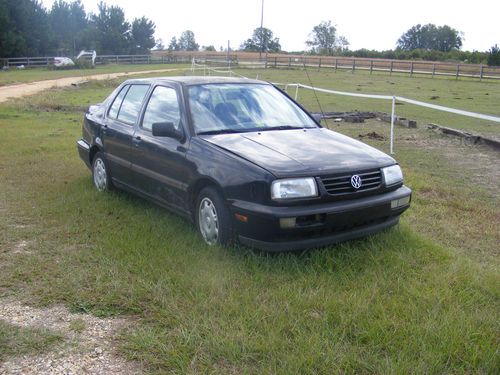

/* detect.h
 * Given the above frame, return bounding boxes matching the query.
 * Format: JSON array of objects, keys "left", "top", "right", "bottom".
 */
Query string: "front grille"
[{"left": 320, "top": 169, "right": 382, "bottom": 196}]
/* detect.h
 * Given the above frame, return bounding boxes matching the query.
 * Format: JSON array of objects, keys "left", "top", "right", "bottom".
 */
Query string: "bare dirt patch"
[
  {"left": 0, "top": 67, "right": 182, "bottom": 104},
  {"left": 0, "top": 299, "right": 142, "bottom": 374}
]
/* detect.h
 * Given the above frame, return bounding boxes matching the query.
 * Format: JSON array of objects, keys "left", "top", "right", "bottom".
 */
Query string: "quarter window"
[
  {"left": 116, "top": 85, "right": 150, "bottom": 125},
  {"left": 142, "top": 86, "right": 181, "bottom": 131},
  {"left": 108, "top": 85, "right": 129, "bottom": 119}
]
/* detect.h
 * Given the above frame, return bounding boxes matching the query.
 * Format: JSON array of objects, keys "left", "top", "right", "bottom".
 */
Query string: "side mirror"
[
  {"left": 152, "top": 122, "right": 184, "bottom": 141},
  {"left": 311, "top": 113, "right": 322, "bottom": 124}
]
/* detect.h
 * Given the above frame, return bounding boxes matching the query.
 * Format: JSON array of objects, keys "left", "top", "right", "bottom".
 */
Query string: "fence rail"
[
  {"left": 240, "top": 56, "right": 500, "bottom": 80},
  {"left": 2, "top": 53, "right": 500, "bottom": 80}
]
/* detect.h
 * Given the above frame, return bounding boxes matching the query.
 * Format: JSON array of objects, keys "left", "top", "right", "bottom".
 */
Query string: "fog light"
[
  {"left": 391, "top": 196, "right": 411, "bottom": 209},
  {"left": 280, "top": 217, "right": 296, "bottom": 229}
]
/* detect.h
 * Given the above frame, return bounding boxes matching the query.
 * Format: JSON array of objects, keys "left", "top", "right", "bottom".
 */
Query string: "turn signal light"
[{"left": 391, "top": 196, "right": 411, "bottom": 209}]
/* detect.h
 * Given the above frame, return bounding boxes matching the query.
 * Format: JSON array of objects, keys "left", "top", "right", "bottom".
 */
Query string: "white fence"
[
  {"left": 191, "top": 59, "right": 500, "bottom": 154},
  {"left": 284, "top": 83, "right": 500, "bottom": 154}
]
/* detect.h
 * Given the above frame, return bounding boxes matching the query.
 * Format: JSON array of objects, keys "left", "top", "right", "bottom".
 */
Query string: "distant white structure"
[
  {"left": 54, "top": 57, "right": 74, "bottom": 67},
  {"left": 76, "top": 50, "right": 97, "bottom": 66}
]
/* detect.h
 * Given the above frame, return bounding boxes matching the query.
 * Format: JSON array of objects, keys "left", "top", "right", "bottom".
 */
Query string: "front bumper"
[{"left": 230, "top": 185, "right": 411, "bottom": 251}]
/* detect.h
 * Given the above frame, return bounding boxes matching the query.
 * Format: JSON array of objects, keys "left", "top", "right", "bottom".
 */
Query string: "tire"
[
  {"left": 92, "top": 152, "right": 113, "bottom": 192},
  {"left": 196, "top": 187, "right": 232, "bottom": 246}
]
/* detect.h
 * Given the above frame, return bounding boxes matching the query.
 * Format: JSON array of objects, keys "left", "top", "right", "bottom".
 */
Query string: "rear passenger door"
[{"left": 103, "top": 84, "right": 150, "bottom": 186}]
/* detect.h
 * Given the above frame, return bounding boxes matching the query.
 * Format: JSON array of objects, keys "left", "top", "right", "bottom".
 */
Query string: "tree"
[
  {"left": 49, "top": 0, "right": 88, "bottom": 55},
  {"left": 397, "top": 24, "right": 462, "bottom": 52},
  {"left": 0, "top": 0, "right": 52, "bottom": 57},
  {"left": 487, "top": 44, "right": 500, "bottom": 66},
  {"left": 203, "top": 45, "right": 216, "bottom": 52},
  {"left": 337, "top": 35, "right": 350, "bottom": 52},
  {"left": 168, "top": 36, "right": 179, "bottom": 51},
  {"left": 154, "top": 38, "right": 165, "bottom": 50},
  {"left": 306, "top": 21, "right": 346, "bottom": 55},
  {"left": 89, "top": 2, "right": 130, "bottom": 54},
  {"left": 130, "top": 16, "right": 155, "bottom": 53},
  {"left": 178, "top": 30, "right": 199, "bottom": 51},
  {"left": 241, "top": 27, "right": 281, "bottom": 53}
]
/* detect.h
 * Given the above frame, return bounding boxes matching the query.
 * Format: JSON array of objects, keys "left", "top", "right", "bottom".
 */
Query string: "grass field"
[
  {"left": 0, "top": 63, "right": 188, "bottom": 87},
  {"left": 235, "top": 67, "right": 500, "bottom": 139},
  {"left": 0, "top": 68, "right": 499, "bottom": 373}
]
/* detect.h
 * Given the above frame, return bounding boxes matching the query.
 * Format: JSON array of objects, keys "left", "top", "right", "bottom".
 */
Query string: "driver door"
[{"left": 130, "top": 85, "right": 191, "bottom": 213}]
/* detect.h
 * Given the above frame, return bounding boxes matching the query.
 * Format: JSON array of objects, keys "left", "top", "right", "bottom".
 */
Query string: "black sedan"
[{"left": 77, "top": 76, "right": 411, "bottom": 251}]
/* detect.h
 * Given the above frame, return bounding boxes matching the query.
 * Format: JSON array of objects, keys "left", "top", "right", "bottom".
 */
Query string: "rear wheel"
[
  {"left": 92, "top": 152, "right": 112, "bottom": 192},
  {"left": 196, "top": 187, "right": 232, "bottom": 246}
]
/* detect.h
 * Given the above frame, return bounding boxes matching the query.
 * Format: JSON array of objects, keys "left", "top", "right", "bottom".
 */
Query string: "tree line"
[
  {"left": 0, "top": 0, "right": 156, "bottom": 57},
  {"left": 1, "top": 1, "right": 499, "bottom": 66},
  {"left": 172, "top": 21, "right": 498, "bottom": 66}
]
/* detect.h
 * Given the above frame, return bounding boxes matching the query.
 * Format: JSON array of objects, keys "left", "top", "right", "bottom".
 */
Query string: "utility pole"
[{"left": 259, "top": 0, "right": 264, "bottom": 60}]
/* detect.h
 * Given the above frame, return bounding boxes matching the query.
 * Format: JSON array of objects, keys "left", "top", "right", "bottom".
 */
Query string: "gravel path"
[
  {"left": 0, "top": 67, "right": 183, "bottom": 103},
  {"left": 0, "top": 299, "right": 142, "bottom": 374}
]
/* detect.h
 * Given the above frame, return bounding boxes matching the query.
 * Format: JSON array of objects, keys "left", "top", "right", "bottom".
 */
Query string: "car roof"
[{"left": 122, "top": 76, "right": 268, "bottom": 86}]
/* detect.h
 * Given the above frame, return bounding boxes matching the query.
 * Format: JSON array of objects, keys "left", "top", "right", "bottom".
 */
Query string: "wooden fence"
[
  {"left": 2, "top": 53, "right": 500, "bottom": 80},
  {"left": 235, "top": 56, "right": 500, "bottom": 80}
]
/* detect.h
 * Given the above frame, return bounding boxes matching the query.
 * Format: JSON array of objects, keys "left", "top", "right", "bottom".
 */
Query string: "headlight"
[
  {"left": 382, "top": 165, "right": 403, "bottom": 186},
  {"left": 271, "top": 178, "right": 318, "bottom": 200}
]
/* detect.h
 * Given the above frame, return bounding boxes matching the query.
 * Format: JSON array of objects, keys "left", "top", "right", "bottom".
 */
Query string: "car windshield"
[{"left": 188, "top": 83, "right": 318, "bottom": 134}]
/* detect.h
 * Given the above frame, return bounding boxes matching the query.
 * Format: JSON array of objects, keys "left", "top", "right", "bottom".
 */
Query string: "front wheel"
[
  {"left": 196, "top": 187, "right": 232, "bottom": 246},
  {"left": 92, "top": 152, "right": 112, "bottom": 192}
]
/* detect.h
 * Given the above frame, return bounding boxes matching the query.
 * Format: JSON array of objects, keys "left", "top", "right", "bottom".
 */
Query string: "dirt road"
[{"left": 0, "top": 67, "right": 183, "bottom": 103}]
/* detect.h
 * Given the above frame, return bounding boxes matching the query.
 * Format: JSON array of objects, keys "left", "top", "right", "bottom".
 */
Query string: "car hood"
[{"left": 200, "top": 128, "right": 395, "bottom": 177}]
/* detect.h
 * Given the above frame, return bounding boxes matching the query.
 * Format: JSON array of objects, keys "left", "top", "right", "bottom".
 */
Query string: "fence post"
[
  {"left": 294, "top": 85, "right": 299, "bottom": 101},
  {"left": 352, "top": 59, "right": 355, "bottom": 73},
  {"left": 456, "top": 64, "right": 460, "bottom": 80},
  {"left": 432, "top": 63, "right": 436, "bottom": 77},
  {"left": 390, "top": 61, "right": 393, "bottom": 75},
  {"left": 390, "top": 96, "right": 396, "bottom": 155},
  {"left": 115, "top": 55, "right": 118, "bottom": 64},
  {"left": 318, "top": 58, "right": 321, "bottom": 71},
  {"left": 480, "top": 64, "right": 484, "bottom": 81},
  {"left": 335, "top": 58, "right": 338, "bottom": 72},
  {"left": 370, "top": 60, "right": 373, "bottom": 74},
  {"left": 275, "top": 56, "right": 277, "bottom": 68},
  {"left": 288, "top": 57, "right": 291, "bottom": 69},
  {"left": 410, "top": 62, "right": 414, "bottom": 77}
]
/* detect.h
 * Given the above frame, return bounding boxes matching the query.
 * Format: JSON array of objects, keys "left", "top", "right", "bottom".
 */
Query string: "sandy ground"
[
  {"left": 0, "top": 67, "right": 183, "bottom": 103},
  {"left": 0, "top": 298, "right": 142, "bottom": 374}
]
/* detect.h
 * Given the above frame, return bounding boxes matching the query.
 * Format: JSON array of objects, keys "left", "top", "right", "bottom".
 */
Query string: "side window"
[
  {"left": 142, "top": 86, "right": 181, "bottom": 131},
  {"left": 116, "top": 85, "right": 150, "bottom": 125},
  {"left": 108, "top": 85, "right": 129, "bottom": 119}
]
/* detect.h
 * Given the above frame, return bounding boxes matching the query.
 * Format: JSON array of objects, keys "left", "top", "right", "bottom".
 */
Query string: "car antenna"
[{"left": 303, "top": 54, "right": 325, "bottom": 124}]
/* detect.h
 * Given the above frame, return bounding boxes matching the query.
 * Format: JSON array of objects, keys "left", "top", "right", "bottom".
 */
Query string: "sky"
[{"left": 42, "top": 0, "right": 499, "bottom": 52}]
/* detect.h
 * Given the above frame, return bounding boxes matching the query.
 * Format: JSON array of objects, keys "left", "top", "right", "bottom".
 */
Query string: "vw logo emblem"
[{"left": 351, "top": 175, "right": 362, "bottom": 189}]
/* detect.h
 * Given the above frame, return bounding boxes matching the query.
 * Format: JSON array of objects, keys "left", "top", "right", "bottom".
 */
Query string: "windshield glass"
[{"left": 188, "top": 83, "right": 318, "bottom": 134}]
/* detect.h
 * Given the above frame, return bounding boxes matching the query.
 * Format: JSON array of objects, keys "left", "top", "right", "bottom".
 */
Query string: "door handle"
[{"left": 133, "top": 135, "right": 142, "bottom": 146}]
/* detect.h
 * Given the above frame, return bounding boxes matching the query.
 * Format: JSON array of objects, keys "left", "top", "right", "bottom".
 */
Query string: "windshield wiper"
[
  {"left": 255, "top": 125, "right": 305, "bottom": 132},
  {"left": 197, "top": 129, "right": 246, "bottom": 135}
]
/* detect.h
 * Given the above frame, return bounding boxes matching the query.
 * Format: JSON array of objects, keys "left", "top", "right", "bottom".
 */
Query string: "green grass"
[
  {"left": 236, "top": 67, "right": 500, "bottom": 138},
  {"left": 0, "top": 63, "right": 189, "bottom": 86},
  {"left": 0, "top": 321, "right": 63, "bottom": 361},
  {"left": 0, "top": 71, "right": 499, "bottom": 373}
]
